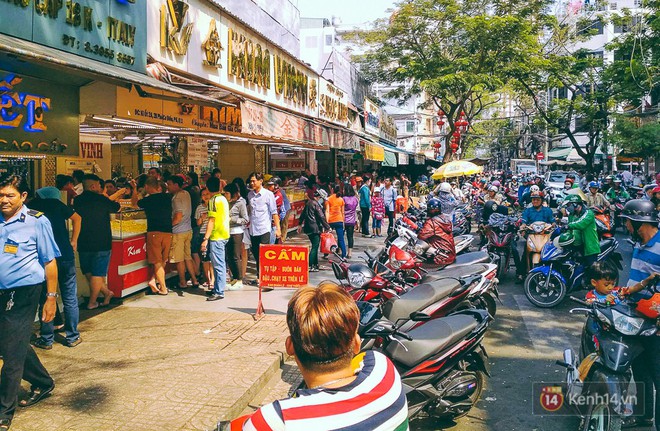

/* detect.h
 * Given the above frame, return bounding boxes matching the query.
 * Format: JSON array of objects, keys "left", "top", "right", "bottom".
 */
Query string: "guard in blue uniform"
[{"left": 0, "top": 175, "right": 60, "bottom": 431}]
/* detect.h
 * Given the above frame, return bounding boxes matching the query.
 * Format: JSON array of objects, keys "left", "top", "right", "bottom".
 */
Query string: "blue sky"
[{"left": 294, "top": 0, "right": 396, "bottom": 26}]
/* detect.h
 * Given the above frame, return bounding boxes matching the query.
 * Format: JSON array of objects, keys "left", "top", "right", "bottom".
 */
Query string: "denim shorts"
[{"left": 79, "top": 250, "right": 112, "bottom": 277}]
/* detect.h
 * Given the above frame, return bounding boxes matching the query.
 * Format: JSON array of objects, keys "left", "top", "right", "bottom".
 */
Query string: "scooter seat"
[
  {"left": 421, "top": 264, "right": 490, "bottom": 282},
  {"left": 382, "top": 279, "right": 462, "bottom": 322},
  {"left": 386, "top": 313, "right": 478, "bottom": 368},
  {"left": 444, "top": 251, "right": 490, "bottom": 268},
  {"left": 599, "top": 238, "right": 615, "bottom": 250}
]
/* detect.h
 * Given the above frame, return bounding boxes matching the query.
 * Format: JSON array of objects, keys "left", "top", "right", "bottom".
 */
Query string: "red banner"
[{"left": 259, "top": 244, "right": 309, "bottom": 288}]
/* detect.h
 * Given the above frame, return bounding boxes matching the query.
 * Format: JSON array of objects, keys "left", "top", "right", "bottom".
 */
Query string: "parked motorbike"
[
  {"left": 482, "top": 213, "right": 520, "bottom": 279},
  {"left": 452, "top": 203, "right": 473, "bottom": 236},
  {"left": 523, "top": 229, "right": 623, "bottom": 308},
  {"left": 556, "top": 277, "right": 659, "bottom": 430},
  {"left": 522, "top": 221, "right": 554, "bottom": 268}
]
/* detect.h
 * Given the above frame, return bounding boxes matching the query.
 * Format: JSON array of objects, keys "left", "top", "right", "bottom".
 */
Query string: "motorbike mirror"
[{"left": 409, "top": 311, "right": 431, "bottom": 322}]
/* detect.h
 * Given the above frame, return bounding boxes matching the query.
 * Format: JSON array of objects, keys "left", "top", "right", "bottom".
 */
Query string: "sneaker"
[
  {"left": 227, "top": 281, "right": 243, "bottom": 291},
  {"left": 246, "top": 279, "right": 259, "bottom": 287},
  {"left": 309, "top": 266, "right": 319, "bottom": 272},
  {"left": 206, "top": 293, "right": 224, "bottom": 301},
  {"left": 65, "top": 338, "right": 82, "bottom": 348},
  {"left": 31, "top": 339, "right": 52, "bottom": 350}
]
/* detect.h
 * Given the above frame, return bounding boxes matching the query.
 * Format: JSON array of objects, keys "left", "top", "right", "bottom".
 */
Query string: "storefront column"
[{"left": 255, "top": 145, "right": 267, "bottom": 173}]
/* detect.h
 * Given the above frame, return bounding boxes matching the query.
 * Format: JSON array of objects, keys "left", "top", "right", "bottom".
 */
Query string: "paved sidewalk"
[{"left": 9, "top": 308, "right": 288, "bottom": 431}]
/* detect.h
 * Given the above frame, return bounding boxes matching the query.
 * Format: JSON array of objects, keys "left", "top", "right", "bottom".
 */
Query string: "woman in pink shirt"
[
  {"left": 371, "top": 189, "right": 385, "bottom": 238},
  {"left": 342, "top": 186, "right": 359, "bottom": 258}
]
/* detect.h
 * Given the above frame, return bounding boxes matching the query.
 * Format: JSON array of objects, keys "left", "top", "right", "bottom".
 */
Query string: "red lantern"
[
  {"left": 450, "top": 142, "right": 459, "bottom": 152},
  {"left": 437, "top": 120, "right": 445, "bottom": 126},
  {"left": 452, "top": 131, "right": 461, "bottom": 138},
  {"left": 433, "top": 141, "right": 441, "bottom": 149},
  {"left": 437, "top": 110, "right": 445, "bottom": 117},
  {"left": 460, "top": 110, "right": 466, "bottom": 117}
]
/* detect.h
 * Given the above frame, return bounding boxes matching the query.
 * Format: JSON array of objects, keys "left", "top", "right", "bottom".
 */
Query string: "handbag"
[
  {"left": 374, "top": 211, "right": 384, "bottom": 221},
  {"left": 320, "top": 231, "right": 338, "bottom": 255}
]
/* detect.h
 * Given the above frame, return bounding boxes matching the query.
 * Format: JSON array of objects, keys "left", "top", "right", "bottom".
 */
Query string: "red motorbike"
[
  {"left": 482, "top": 213, "right": 520, "bottom": 279},
  {"left": 591, "top": 206, "right": 613, "bottom": 239}
]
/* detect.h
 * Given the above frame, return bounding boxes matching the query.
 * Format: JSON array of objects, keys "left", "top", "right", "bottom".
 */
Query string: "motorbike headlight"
[
  {"left": 611, "top": 309, "right": 645, "bottom": 336},
  {"left": 390, "top": 258, "right": 403, "bottom": 270},
  {"left": 348, "top": 271, "right": 366, "bottom": 288}
]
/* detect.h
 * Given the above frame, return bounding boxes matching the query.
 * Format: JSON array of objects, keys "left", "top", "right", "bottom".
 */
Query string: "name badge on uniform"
[{"left": 4, "top": 239, "right": 18, "bottom": 255}]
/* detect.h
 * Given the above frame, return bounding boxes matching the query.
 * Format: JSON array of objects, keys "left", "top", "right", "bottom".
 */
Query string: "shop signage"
[
  {"left": 0, "top": 0, "right": 147, "bottom": 72},
  {"left": 241, "top": 99, "right": 325, "bottom": 146},
  {"left": 186, "top": 136, "right": 207, "bottom": 166},
  {"left": 398, "top": 152, "right": 409, "bottom": 165},
  {"left": 536, "top": 152, "right": 545, "bottom": 160},
  {"left": 227, "top": 27, "right": 270, "bottom": 90},
  {"left": 364, "top": 142, "right": 384, "bottom": 162},
  {"left": 201, "top": 19, "right": 222, "bottom": 68},
  {"left": 380, "top": 110, "right": 397, "bottom": 145},
  {"left": 160, "top": 0, "right": 194, "bottom": 56},
  {"left": 271, "top": 159, "right": 305, "bottom": 171},
  {"left": 0, "top": 71, "right": 79, "bottom": 156},
  {"left": 364, "top": 98, "right": 381, "bottom": 137},
  {"left": 318, "top": 77, "right": 349, "bottom": 127},
  {"left": 259, "top": 244, "right": 309, "bottom": 288},
  {"left": 414, "top": 154, "right": 425, "bottom": 164}
]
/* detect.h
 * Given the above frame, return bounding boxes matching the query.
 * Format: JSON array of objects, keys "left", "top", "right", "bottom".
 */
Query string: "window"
[
  {"left": 579, "top": 20, "right": 604, "bottom": 36},
  {"left": 609, "top": 2, "right": 617, "bottom": 9},
  {"left": 588, "top": 50, "right": 604, "bottom": 65},
  {"left": 406, "top": 121, "right": 415, "bottom": 133},
  {"left": 558, "top": 86, "right": 568, "bottom": 99},
  {"left": 325, "top": 35, "right": 333, "bottom": 46},
  {"left": 634, "top": 0, "right": 643, "bottom": 6}
]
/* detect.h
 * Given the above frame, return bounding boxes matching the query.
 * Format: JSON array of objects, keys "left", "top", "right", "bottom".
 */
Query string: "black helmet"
[
  {"left": 267, "top": 176, "right": 281, "bottom": 187},
  {"left": 484, "top": 200, "right": 498, "bottom": 213},
  {"left": 619, "top": 199, "right": 659, "bottom": 223},
  {"left": 427, "top": 197, "right": 442, "bottom": 215}
]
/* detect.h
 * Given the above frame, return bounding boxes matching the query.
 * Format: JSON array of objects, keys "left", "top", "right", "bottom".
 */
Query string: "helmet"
[
  {"left": 653, "top": 186, "right": 660, "bottom": 193},
  {"left": 564, "top": 178, "right": 574, "bottom": 185},
  {"left": 530, "top": 185, "right": 540, "bottom": 193},
  {"left": 480, "top": 178, "right": 487, "bottom": 184},
  {"left": 619, "top": 199, "right": 658, "bottom": 223},
  {"left": 606, "top": 175, "right": 614, "bottom": 181},
  {"left": 492, "top": 180, "right": 501, "bottom": 187},
  {"left": 488, "top": 185, "right": 499, "bottom": 193},
  {"left": 558, "top": 232, "right": 575, "bottom": 248},
  {"left": 427, "top": 197, "right": 442, "bottom": 215},
  {"left": 613, "top": 178, "right": 622, "bottom": 184},
  {"left": 485, "top": 200, "right": 498, "bottom": 212},
  {"left": 530, "top": 191, "right": 543, "bottom": 199},
  {"left": 439, "top": 182, "right": 452, "bottom": 193},
  {"left": 267, "top": 176, "right": 281, "bottom": 187},
  {"left": 563, "top": 194, "right": 583, "bottom": 205},
  {"left": 512, "top": 175, "right": 518, "bottom": 180},
  {"left": 588, "top": 181, "right": 600, "bottom": 189}
]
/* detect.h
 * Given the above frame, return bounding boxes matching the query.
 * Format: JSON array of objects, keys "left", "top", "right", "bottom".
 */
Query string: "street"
[{"left": 7, "top": 229, "right": 645, "bottom": 431}]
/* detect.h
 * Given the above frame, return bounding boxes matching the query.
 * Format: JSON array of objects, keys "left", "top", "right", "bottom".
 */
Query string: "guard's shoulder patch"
[{"left": 27, "top": 209, "right": 44, "bottom": 218}]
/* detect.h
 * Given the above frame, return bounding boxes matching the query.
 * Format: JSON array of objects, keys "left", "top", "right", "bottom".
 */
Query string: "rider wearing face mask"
[
  {"left": 561, "top": 194, "right": 600, "bottom": 267},
  {"left": 417, "top": 198, "right": 456, "bottom": 266},
  {"left": 584, "top": 181, "right": 608, "bottom": 208}
]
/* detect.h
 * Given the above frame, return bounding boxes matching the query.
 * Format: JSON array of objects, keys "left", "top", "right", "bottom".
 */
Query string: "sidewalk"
[{"left": 8, "top": 229, "right": 390, "bottom": 431}]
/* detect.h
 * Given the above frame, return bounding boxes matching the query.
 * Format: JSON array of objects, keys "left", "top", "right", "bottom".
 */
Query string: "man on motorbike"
[
  {"left": 483, "top": 185, "right": 504, "bottom": 205},
  {"left": 434, "top": 182, "right": 458, "bottom": 215},
  {"left": 240, "top": 282, "right": 409, "bottom": 431},
  {"left": 585, "top": 181, "right": 609, "bottom": 208},
  {"left": 601, "top": 175, "right": 615, "bottom": 194},
  {"left": 619, "top": 199, "right": 660, "bottom": 430},
  {"left": 606, "top": 178, "right": 630, "bottom": 202},
  {"left": 418, "top": 198, "right": 456, "bottom": 266},
  {"left": 519, "top": 192, "right": 554, "bottom": 277},
  {"left": 520, "top": 185, "right": 541, "bottom": 207},
  {"left": 450, "top": 180, "right": 465, "bottom": 203},
  {"left": 561, "top": 194, "right": 600, "bottom": 267}
]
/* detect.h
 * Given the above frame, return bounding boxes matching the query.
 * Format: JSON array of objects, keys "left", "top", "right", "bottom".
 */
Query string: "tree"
[
  {"left": 609, "top": 115, "right": 660, "bottom": 158},
  {"left": 349, "top": 0, "right": 549, "bottom": 161}
]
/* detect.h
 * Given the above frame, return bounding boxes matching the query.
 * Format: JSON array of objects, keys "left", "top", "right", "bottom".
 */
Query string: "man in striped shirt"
[
  {"left": 621, "top": 199, "right": 660, "bottom": 430},
  {"left": 242, "top": 282, "right": 409, "bottom": 431}
]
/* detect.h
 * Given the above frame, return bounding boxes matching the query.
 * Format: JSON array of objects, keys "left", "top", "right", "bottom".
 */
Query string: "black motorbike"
[
  {"left": 557, "top": 284, "right": 659, "bottom": 431},
  {"left": 359, "top": 302, "right": 492, "bottom": 421}
]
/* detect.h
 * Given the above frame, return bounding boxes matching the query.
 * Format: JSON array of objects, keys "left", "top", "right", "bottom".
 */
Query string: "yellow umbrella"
[{"left": 432, "top": 160, "right": 483, "bottom": 179}]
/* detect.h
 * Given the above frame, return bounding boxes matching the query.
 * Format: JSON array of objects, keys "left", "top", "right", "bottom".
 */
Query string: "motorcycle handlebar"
[
  {"left": 569, "top": 296, "right": 590, "bottom": 307},
  {"left": 397, "top": 331, "right": 413, "bottom": 341}
]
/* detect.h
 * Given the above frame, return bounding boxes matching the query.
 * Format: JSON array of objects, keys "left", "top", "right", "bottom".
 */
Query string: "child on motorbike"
[{"left": 585, "top": 261, "right": 658, "bottom": 305}]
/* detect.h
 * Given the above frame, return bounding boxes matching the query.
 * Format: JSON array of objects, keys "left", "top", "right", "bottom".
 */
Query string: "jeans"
[
  {"left": 330, "top": 222, "right": 347, "bottom": 257},
  {"left": 360, "top": 207, "right": 370, "bottom": 235},
  {"left": 0, "top": 285, "right": 54, "bottom": 420},
  {"left": 250, "top": 233, "right": 271, "bottom": 276},
  {"left": 308, "top": 233, "right": 320, "bottom": 268},
  {"left": 39, "top": 258, "right": 79, "bottom": 344},
  {"left": 226, "top": 234, "right": 243, "bottom": 281},
  {"left": 209, "top": 239, "right": 228, "bottom": 296},
  {"left": 386, "top": 210, "right": 395, "bottom": 235},
  {"left": 633, "top": 336, "right": 660, "bottom": 429},
  {"left": 345, "top": 224, "right": 355, "bottom": 249}
]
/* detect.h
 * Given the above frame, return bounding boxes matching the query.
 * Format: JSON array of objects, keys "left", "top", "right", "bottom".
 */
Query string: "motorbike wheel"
[
  {"left": 524, "top": 271, "right": 567, "bottom": 308},
  {"left": 581, "top": 402, "right": 622, "bottom": 431},
  {"left": 481, "top": 292, "right": 497, "bottom": 318},
  {"left": 454, "top": 370, "right": 486, "bottom": 419},
  {"left": 496, "top": 252, "right": 508, "bottom": 279}
]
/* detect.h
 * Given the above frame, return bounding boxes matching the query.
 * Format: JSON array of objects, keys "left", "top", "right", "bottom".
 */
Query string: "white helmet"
[
  {"left": 439, "top": 182, "right": 452, "bottom": 193},
  {"left": 488, "top": 185, "right": 499, "bottom": 193},
  {"left": 530, "top": 185, "right": 540, "bottom": 193}
]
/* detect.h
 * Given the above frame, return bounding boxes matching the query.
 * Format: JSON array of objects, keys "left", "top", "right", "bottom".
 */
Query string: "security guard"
[{"left": 0, "top": 175, "right": 60, "bottom": 431}]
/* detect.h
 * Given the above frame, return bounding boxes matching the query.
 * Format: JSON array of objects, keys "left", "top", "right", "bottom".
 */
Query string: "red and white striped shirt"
[{"left": 243, "top": 350, "right": 409, "bottom": 431}]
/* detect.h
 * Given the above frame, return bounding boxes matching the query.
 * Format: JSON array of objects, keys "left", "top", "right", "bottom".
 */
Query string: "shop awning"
[
  {"left": 0, "top": 34, "right": 235, "bottom": 108},
  {"left": 547, "top": 147, "right": 573, "bottom": 160},
  {"left": 383, "top": 151, "right": 398, "bottom": 167}
]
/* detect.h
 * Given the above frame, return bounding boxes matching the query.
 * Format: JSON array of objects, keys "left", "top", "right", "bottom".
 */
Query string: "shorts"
[
  {"left": 170, "top": 231, "right": 193, "bottom": 263},
  {"left": 79, "top": 250, "right": 112, "bottom": 277},
  {"left": 372, "top": 218, "right": 382, "bottom": 229},
  {"left": 146, "top": 232, "right": 172, "bottom": 264},
  {"left": 191, "top": 231, "right": 202, "bottom": 254}
]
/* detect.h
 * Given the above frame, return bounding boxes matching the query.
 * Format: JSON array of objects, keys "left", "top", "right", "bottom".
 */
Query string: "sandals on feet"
[
  {"left": 0, "top": 418, "right": 11, "bottom": 430},
  {"left": 19, "top": 384, "right": 54, "bottom": 408}
]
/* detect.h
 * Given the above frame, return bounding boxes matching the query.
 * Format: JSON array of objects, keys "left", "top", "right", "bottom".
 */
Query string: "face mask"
[
  {"left": 564, "top": 184, "right": 571, "bottom": 190},
  {"left": 565, "top": 203, "right": 576, "bottom": 215}
]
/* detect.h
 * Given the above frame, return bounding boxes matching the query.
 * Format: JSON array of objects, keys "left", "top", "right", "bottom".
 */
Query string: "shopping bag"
[{"left": 320, "top": 231, "right": 338, "bottom": 255}]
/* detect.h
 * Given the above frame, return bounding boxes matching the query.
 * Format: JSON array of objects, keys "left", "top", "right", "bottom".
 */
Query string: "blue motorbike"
[{"left": 523, "top": 228, "right": 622, "bottom": 308}]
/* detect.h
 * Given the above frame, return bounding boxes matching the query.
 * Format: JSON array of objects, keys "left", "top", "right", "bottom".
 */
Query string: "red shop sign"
[
  {"left": 121, "top": 235, "right": 148, "bottom": 266},
  {"left": 536, "top": 152, "right": 545, "bottom": 160},
  {"left": 258, "top": 244, "right": 309, "bottom": 288}
]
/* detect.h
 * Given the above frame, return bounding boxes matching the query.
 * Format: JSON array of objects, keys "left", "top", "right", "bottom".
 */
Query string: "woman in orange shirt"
[{"left": 325, "top": 185, "right": 347, "bottom": 258}]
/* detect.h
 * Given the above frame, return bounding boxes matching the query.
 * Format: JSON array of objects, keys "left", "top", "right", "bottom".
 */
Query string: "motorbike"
[
  {"left": 592, "top": 206, "right": 613, "bottom": 240},
  {"left": 482, "top": 212, "right": 520, "bottom": 279},
  {"left": 522, "top": 221, "right": 554, "bottom": 268},
  {"left": 609, "top": 196, "right": 628, "bottom": 232},
  {"left": 556, "top": 277, "right": 659, "bottom": 431},
  {"left": 523, "top": 229, "right": 623, "bottom": 308},
  {"left": 359, "top": 303, "right": 492, "bottom": 421},
  {"left": 452, "top": 204, "right": 473, "bottom": 236}
]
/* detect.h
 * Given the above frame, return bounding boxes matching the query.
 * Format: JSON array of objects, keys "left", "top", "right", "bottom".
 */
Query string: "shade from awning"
[{"left": 383, "top": 151, "right": 398, "bottom": 167}]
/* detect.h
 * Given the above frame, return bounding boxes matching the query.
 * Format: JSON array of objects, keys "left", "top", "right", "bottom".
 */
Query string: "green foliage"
[{"left": 610, "top": 115, "right": 660, "bottom": 156}]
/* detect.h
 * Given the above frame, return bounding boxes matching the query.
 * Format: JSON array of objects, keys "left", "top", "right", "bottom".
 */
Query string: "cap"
[{"left": 355, "top": 176, "right": 363, "bottom": 182}]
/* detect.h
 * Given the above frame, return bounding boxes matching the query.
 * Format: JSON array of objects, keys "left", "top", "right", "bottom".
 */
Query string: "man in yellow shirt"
[{"left": 201, "top": 177, "right": 230, "bottom": 301}]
